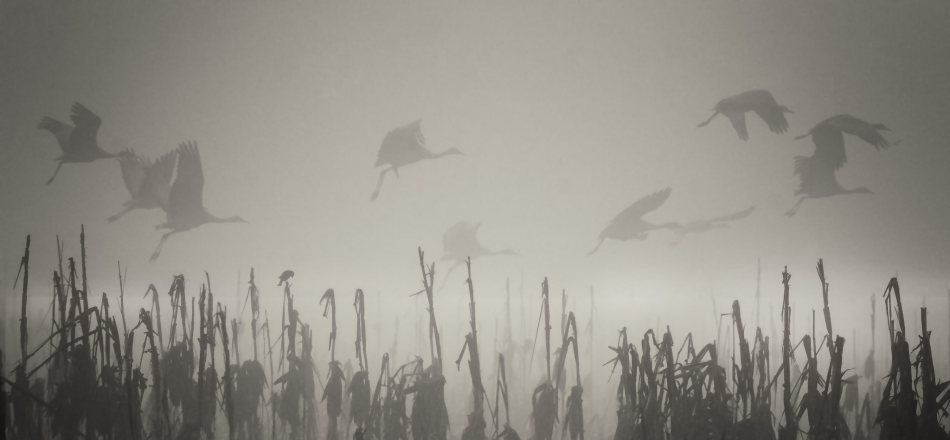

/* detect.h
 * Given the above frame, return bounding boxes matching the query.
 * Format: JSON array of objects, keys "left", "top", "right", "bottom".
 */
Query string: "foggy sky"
[{"left": 2, "top": 0, "right": 950, "bottom": 354}]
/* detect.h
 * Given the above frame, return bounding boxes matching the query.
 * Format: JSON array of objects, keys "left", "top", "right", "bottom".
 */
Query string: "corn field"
[{"left": 3, "top": 231, "right": 950, "bottom": 440}]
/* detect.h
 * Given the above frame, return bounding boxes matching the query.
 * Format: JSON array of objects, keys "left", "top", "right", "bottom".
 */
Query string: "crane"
[
  {"left": 38, "top": 103, "right": 128, "bottom": 184},
  {"left": 370, "top": 120, "right": 462, "bottom": 201},
  {"left": 697, "top": 90, "right": 793, "bottom": 141},
  {"left": 588, "top": 188, "right": 680, "bottom": 255},
  {"left": 150, "top": 141, "right": 247, "bottom": 262},
  {"left": 793, "top": 114, "right": 892, "bottom": 170},
  {"left": 108, "top": 149, "right": 178, "bottom": 223},
  {"left": 785, "top": 123, "right": 884, "bottom": 217},
  {"left": 437, "top": 221, "right": 516, "bottom": 290},
  {"left": 670, "top": 206, "right": 755, "bottom": 245}
]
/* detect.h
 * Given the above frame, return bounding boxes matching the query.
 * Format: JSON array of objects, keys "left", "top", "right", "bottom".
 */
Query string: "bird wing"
[
  {"left": 146, "top": 149, "right": 179, "bottom": 211},
  {"left": 442, "top": 221, "right": 483, "bottom": 260},
  {"left": 750, "top": 91, "right": 789, "bottom": 134},
  {"left": 376, "top": 120, "right": 426, "bottom": 167},
  {"left": 68, "top": 103, "right": 102, "bottom": 153},
  {"left": 826, "top": 114, "right": 890, "bottom": 150},
  {"left": 810, "top": 123, "right": 847, "bottom": 171},
  {"left": 610, "top": 188, "right": 673, "bottom": 224},
  {"left": 37, "top": 117, "right": 74, "bottom": 152},
  {"left": 117, "top": 150, "right": 147, "bottom": 199},
  {"left": 794, "top": 153, "right": 837, "bottom": 196},
  {"left": 168, "top": 141, "right": 204, "bottom": 219},
  {"left": 708, "top": 206, "right": 756, "bottom": 223},
  {"left": 727, "top": 112, "right": 748, "bottom": 141}
]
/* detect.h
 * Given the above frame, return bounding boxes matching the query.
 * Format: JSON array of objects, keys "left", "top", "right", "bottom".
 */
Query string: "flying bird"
[
  {"left": 38, "top": 103, "right": 128, "bottom": 184},
  {"left": 697, "top": 90, "right": 793, "bottom": 141},
  {"left": 670, "top": 206, "right": 755, "bottom": 245},
  {"left": 278, "top": 270, "right": 295, "bottom": 286},
  {"left": 437, "top": 221, "right": 516, "bottom": 290},
  {"left": 150, "top": 141, "right": 247, "bottom": 262},
  {"left": 370, "top": 120, "right": 463, "bottom": 201},
  {"left": 108, "top": 149, "right": 178, "bottom": 223},
  {"left": 588, "top": 188, "right": 681, "bottom": 256},
  {"left": 785, "top": 121, "right": 886, "bottom": 217},
  {"left": 793, "top": 114, "right": 892, "bottom": 171}
]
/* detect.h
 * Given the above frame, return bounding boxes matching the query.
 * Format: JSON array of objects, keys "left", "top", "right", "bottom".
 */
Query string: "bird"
[
  {"left": 670, "top": 206, "right": 755, "bottom": 245},
  {"left": 588, "top": 188, "right": 681, "bottom": 255},
  {"left": 370, "top": 120, "right": 463, "bottom": 201},
  {"left": 697, "top": 90, "right": 793, "bottom": 141},
  {"left": 437, "top": 221, "right": 516, "bottom": 291},
  {"left": 108, "top": 149, "right": 178, "bottom": 223},
  {"left": 278, "top": 270, "right": 294, "bottom": 286},
  {"left": 149, "top": 141, "right": 247, "bottom": 262},
  {"left": 793, "top": 114, "right": 892, "bottom": 171},
  {"left": 785, "top": 122, "right": 882, "bottom": 217},
  {"left": 38, "top": 103, "right": 129, "bottom": 184}
]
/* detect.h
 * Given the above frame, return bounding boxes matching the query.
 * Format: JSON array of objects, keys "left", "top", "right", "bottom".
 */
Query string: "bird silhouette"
[
  {"left": 588, "top": 188, "right": 681, "bottom": 255},
  {"left": 785, "top": 119, "right": 889, "bottom": 217},
  {"left": 370, "top": 120, "right": 463, "bottom": 201},
  {"left": 108, "top": 149, "right": 178, "bottom": 223},
  {"left": 437, "top": 221, "right": 516, "bottom": 291},
  {"left": 149, "top": 141, "right": 247, "bottom": 262},
  {"left": 278, "top": 270, "right": 294, "bottom": 286},
  {"left": 793, "top": 114, "right": 892, "bottom": 170},
  {"left": 38, "top": 103, "right": 128, "bottom": 184},
  {"left": 697, "top": 90, "right": 793, "bottom": 141},
  {"left": 670, "top": 206, "right": 755, "bottom": 245}
]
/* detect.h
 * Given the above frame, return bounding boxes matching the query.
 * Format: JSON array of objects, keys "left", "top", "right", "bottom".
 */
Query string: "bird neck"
[{"left": 210, "top": 214, "right": 245, "bottom": 223}]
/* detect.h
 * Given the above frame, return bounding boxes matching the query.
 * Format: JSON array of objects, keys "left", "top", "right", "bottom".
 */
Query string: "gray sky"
[{"left": 2, "top": 0, "right": 950, "bottom": 357}]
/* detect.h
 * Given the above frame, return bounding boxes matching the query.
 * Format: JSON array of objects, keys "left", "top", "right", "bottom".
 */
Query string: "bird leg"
[
  {"left": 785, "top": 197, "right": 807, "bottom": 217},
  {"left": 45, "top": 161, "right": 64, "bottom": 185},
  {"left": 697, "top": 111, "right": 720, "bottom": 128},
  {"left": 370, "top": 167, "right": 392, "bottom": 202},
  {"left": 107, "top": 205, "right": 135, "bottom": 223},
  {"left": 149, "top": 230, "right": 177, "bottom": 262},
  {"left": 586, "top": 238, "right": 606, "bottom": 256}
]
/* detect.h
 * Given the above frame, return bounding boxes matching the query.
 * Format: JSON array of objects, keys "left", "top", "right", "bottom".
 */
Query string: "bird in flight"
[
  {"left": 588, "top": 188, "right": 681, "bottom": 255},
  {"left": 670, "top": 206, "right": 755, "bottom": 245},
  {"left": 278, "top": 270, "right": 295, "bottom": 286},
  {"left": 437, "top": 221, "right": 516, "bottom": 290},
  {"left": 370, "top": 120, "right": 463, "bottom": 201},
  {"left": 697, "top": 90, "right": 793, "bottom": 141},
  {"left": 150, "top": 141, "right": 247, "bottom": 262},
  {"left": 785, "top": 116, "right": 893, "bottom": 216},
  {"left": 108, "top": 149, "right": 178, "bottom": 223},
  {"left": 38, "top": 103, "right": 129, "bottom": 184}
]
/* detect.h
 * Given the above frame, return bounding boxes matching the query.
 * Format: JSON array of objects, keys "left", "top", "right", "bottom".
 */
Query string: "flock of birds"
[{"left": 36, "top": 89, "right": 895, "bottom": 266}]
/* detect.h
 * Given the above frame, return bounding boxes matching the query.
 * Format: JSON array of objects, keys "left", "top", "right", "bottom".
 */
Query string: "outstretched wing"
[
  {"left": 168, "top": 141, "right": 204, "bottom": 219},
  {"left": 442, "top": 221, "right": 482, "bottom": 259},
  {"left": 69, "top": 103, "right": 102, "bottom": 153},
  {"left": 376, "top": 120, "right": 425, "bottom": 166},
  {"left": 827, "top": 114, "right": 890, "bottom": 150},
  {"left": 727, "top": 113, "right": 749, "bottom": 141},
  {"left": 117, "top": 150, "right": 148, "bottom": 199},
  {"left": 750, "top": 91, "right": 789, "bottom": 134},
  {"left": 810, "top": 123, "right": 847, "bottom": 171},
  {"left": 146, "top": 149, "right": 179, "bottom": 211},
  {"left": 610, "top": 188, "right": 673, "bottom": 224},
  {"left": 37, "top": 117, "right": 74, "bottom": 152},
  {"left": 794, "top": 153, "right": 837, "bottom": 196},
  {"left": 709, "top": 206, "right": 756, "bottom": 223}
]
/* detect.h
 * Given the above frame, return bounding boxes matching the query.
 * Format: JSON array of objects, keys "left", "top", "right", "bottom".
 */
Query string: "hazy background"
[{"left": 2, "top": 0, "right": 950, "bottom": 381}]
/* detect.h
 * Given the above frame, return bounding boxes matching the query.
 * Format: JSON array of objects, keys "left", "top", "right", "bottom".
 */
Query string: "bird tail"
[
  {"left": 278, "top": 280, "right": 283, "bottom": 287},
  {"left": 586, "top": 238, "right": 605, "bottom": 256},
  {"left": 697, "top": 111, "right": 719, "bottom": 128},
  {"left": 793, "top": 132, "right": 811, "bottom": 140}
]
